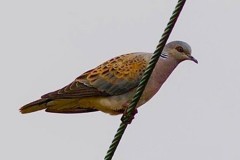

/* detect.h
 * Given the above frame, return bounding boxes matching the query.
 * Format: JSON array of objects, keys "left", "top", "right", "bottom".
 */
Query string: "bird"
[{"left": 20, "top": 41, "right": 198, "bottom": 116}]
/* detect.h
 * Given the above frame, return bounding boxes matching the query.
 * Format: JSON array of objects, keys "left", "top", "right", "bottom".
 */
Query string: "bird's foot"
[{"left": 121, "top": 108, "right": 138, "bottom": 124}]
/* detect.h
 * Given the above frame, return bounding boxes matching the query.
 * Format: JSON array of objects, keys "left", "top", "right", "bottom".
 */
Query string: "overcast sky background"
[{"left": 1, "top": 0, "right": 240, "bottom": 160}]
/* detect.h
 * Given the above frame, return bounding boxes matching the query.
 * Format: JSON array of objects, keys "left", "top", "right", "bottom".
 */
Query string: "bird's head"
[{"left": 164, "top": 41, "right": 198, "bottom": 64}]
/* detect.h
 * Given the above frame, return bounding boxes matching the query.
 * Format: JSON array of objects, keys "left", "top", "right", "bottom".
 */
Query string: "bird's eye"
[{"left": 176, "top": 46, "right": 184, "bottom": 53}]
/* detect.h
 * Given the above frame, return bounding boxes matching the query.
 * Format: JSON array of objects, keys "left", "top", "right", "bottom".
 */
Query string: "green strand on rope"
[{"left": 104, "top": 1, "right": 186, "bottom": 159}]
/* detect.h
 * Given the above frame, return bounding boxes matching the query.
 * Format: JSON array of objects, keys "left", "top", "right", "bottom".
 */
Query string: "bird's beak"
[{"left": 188, "top": 55, "right": 198, "bottom": 64}]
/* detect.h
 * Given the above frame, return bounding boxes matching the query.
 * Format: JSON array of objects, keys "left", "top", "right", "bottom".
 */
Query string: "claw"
[{"left": 121, "top": 108, "right": 138, "bottom": 124}]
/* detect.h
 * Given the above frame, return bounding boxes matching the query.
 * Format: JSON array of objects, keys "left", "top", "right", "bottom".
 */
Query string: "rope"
[{"left": 104, "top": 1, "right": 186, "bottom": 159}]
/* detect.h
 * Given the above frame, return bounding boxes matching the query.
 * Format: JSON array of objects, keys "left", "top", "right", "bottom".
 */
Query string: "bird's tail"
[
  {"left": 20, "top": 98, "right": 98, "bottom": 114},
  {"left": 20, "top": 98, "right": 50, "bottom": 114}
]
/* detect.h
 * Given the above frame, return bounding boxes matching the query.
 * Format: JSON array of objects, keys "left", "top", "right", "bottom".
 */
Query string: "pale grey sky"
[{"left": 1, "top": 0, "right": 240, "bottom": 160}]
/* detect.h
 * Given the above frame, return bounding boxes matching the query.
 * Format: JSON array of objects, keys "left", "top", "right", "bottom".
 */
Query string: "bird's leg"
[{"left": 121, "top": 107, "right": 138, "bottom": 124}]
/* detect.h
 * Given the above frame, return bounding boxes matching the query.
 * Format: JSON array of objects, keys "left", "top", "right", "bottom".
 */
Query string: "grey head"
[{"left": 164, "top": 41, "right": 198, "bottom": 63}]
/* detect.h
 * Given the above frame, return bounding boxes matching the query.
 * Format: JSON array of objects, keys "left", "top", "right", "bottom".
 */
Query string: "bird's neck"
[
  {"left": 140, "top": 55, "right": 179, "bottom": 104},
  {"left": 152, "top": 55, "right": 179, "bottom": 86}
]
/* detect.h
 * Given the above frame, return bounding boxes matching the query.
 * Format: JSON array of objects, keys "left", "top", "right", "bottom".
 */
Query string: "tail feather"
[
  {"left": 20, "top": 98, "right": 50, "bottom": 114},
  {"left": 20, "top": 98, "right": 98, "bottom": 114}
]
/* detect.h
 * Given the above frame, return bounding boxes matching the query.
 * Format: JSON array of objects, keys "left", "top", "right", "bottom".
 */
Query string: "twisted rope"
[{"left": 104, "top": 1, "right": 186, "bottom": 159}]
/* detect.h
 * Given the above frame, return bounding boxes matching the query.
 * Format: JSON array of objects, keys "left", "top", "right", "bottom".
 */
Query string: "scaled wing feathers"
[
  {"left": 43, "top": 53, "right": 151, "bottom": 99},
  {"left": 77, "top": 53, "right": 151, "bottom": 95}
]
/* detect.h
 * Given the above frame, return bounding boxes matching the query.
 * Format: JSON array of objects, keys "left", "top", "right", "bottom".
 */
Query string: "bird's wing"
[
  {"left": 42, "top": 53, "right": 151, "bottom": 99},
  {"left": 42, "top": 81, "right": 110, "bottom": 99}
]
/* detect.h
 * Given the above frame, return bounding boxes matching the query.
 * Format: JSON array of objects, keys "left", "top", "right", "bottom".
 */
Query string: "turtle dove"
[{"left": 20, "top": 41, "right": 197, "bottom": 115}]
